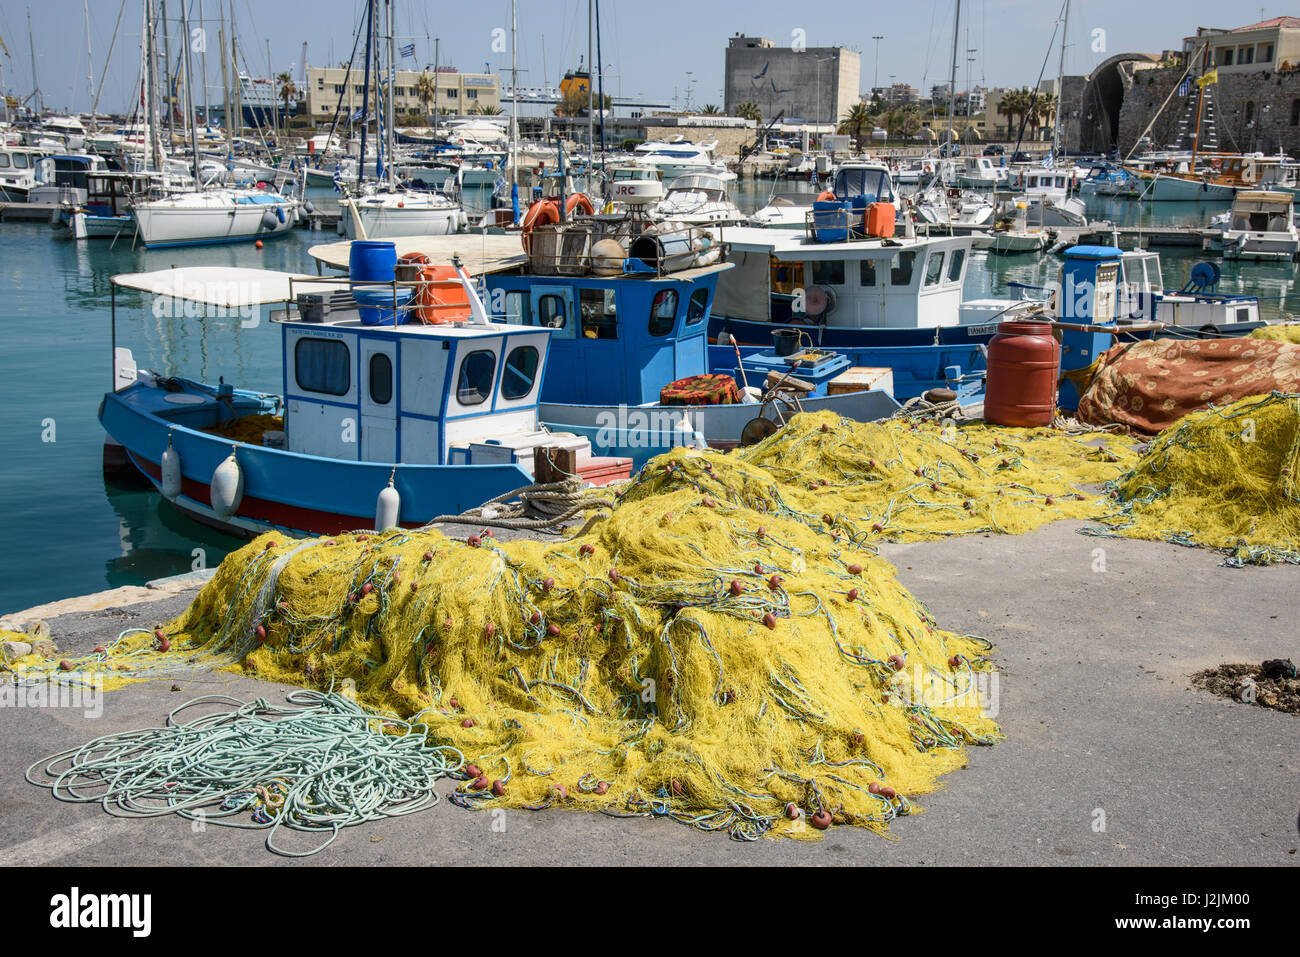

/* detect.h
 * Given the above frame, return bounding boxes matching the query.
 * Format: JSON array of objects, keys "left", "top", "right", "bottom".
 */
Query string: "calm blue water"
[{"left": 0, "top": 186, "right": 1297, "bottom": 613}]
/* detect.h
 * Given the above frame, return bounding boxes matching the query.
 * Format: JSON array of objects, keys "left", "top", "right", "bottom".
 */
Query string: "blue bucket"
[
  {"left": 349, "top": 240, "right": 402, "bottom": 325},
  {"left": 812, "top": 200, "right": 852, "bottom": 243}
]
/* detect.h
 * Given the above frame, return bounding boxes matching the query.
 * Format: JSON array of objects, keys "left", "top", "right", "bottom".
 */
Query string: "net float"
[
  {"left": 880, "top": 786, "right": 897, "bottom": 800},
  {"left": 410, "top": 582, "right": 419, "bottom": 592},
  {"left": 547, "top": 623, "right": 561, "bottom": 636},
  {"left": 324, "top": 539, "right": 336, "bottom": 546},
  {"left": 785, "top": 802, "right": 802, "bottom": 820},
  {"left": 553, "top": 784, "right": 567, "bottom": 800},
  {"left": 670, "top": 779, "right": 683, "bottom": 795},
  {"left": 579, "top": 544, "right": 594, "bottom": 556},
  {"left": 470, "top": 774, "right": 488, "bottom": 790},
  {"left": 868, "top": 782, "right": 882, "bottom": 794},
  {"left": 461, "top": 718, "right": 476, "bottom": 728},
  {"left": 347, "top": 593, "right": 358, "bottom": 604},
  {"left": 608, "top": 569, "right": 619, "bottom": 582},
  {"left": 595, "top": 781, "right": 610, "bottom": 795},
  {"left": 422, "top": 551, "right": 433, "bottom": 562},
  {"left": 277, "top": 601, "right": 289, "bottom": 614},
  {"left": 847, "top": 588, "right": 859, "bottom": 602},
  {"left": 485, "top": 622, "right": 495, "bottom": 638},
  {"left": 157, "top": 640, "right": 171, "bottom": 652},
  {"left": 888, "top": 654, "right": 905, "bottom": 670},
  {"left": 868, "top": 459, "right": 877, "bottom": 468},
  {"left": 450, "top": 698, "right": 461, "bottom": 709},
  {"left": 255, "top": 625, "right": 267, "bottom": 641},
  {"left": 762, "top": 613, "right": 777, "bottom": 629},
  {"left": 930, "top": 483, "right": 939, "bottom": 492},
  {"left": 753, "top": 562, "right": 764, "bottom": 575},
  {"left": 820, "top": 423, "right": 830, "bottom": 432},
  {"left": 480, "top": 529, "right": 494, "bottom": 538},
  {"left": 702, "top": 497, "right": 716, "bottom": 508},
  {"left": 871, "top": 523, "right": 883, "bottom": 533},
  {"left": 847, "top": 563, "right": 862, "bottom": 575},
  {"left": 543, "top": 577, "right": 555, "bottom": 591},
  {"left": 914, "top": 468, "right": 922, "bottom": 476},
  {"left": 962, "top": 500, "right": 971, "bottom": 509},
  {"left": 491, "top": 780, "right": 506, "bottom": 796},
  {"left": 1044, "top": 495, "right": 1054, "bottom": 505},
  {"left": 822, "top": 513, "right": 833, "bottom": 525},
  {"left": 93, "top": 646, "right": 106, "bottom": 654},
  {"left": 767, "top": 575, "right": 782, "bottom": 590},
  {"left": 729, "top": 580, "right": 744, "bottom": 596},
  {"left": 264, "top": 540, "right": 276, "bottom": 550},
  {"left": 443, "top": 617, "right": 453, "bottom": 630},
  {"left": 255, "top": 239, "right": 263, "bottom": 249},
  {"left": 851, "top": 731, "right": 864, "bottom": 746},
  {"left": 529, "top": 611, "right": 541, "bottom": 625},
  {"left": 810, "top": 809, "right": 832, "bottom": 829},
  {"left": 360, "top": 582, "right": 374, "bottom": 596},
  {"left": 59, "top": 660, "right": 72, "bottom": 671},
  {"left": 755, "top": 526, "right": 766, "bottom": 538},
  {"left": 464, "top": 763, "right": 481, "bottom": 777},
  {"left": 819, "top": 479, "right": 828, "bottom": 486},
  {"left": 154, "top": 629, "right": 166, "bottom": 641},
  {"left": 357, "top": 535, "right": 368, "bottom": 542},
  {"left": 467, "top": 535, "right": 481, "bottom": 548},
  {"left": 948, "top": 656, "right": 961, "bottom": 667}
]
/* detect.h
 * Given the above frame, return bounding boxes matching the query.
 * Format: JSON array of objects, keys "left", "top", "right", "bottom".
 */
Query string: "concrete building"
[
  {"left": 723, "top": 34, "right": 860, "bottom": 125},
  {"left": 305, "top": 66, "right": 500, "bottom": 119},
  {"left": 1188, "top": 16, "right": 1300, "bottom": 71},
  {"left": 869, "top": 83, "right": 919, "bottom": 106}
]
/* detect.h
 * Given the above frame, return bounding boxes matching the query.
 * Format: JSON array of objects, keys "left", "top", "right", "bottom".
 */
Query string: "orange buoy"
[
  {"left": 983, "top": 320, "right": 1061, "bottom": 428},
  {"left": 255, "top": 240, "right": 263, "bottom": 249}
]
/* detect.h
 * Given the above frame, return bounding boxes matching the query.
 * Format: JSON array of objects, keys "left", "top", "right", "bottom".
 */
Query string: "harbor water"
[{"left": 1, "top": 186, "right": 1298, "bottom": 613}]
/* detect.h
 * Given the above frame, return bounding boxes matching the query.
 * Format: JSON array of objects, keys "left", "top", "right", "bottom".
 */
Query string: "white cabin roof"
[
  {"left": 309, "top": 234, "right": 528, "bottom": 274},
  {"left": 720, "top": 226, "right": 969, "bottom": 260}
]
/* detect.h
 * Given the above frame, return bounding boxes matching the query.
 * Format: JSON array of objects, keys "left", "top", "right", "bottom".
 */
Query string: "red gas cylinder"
[{"left": 983, "top": 320, "right": 1060, "bottom": 428}]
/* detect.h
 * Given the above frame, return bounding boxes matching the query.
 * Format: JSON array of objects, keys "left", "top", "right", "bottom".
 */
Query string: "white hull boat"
[
  {"left": 132, "top": 188, "right": 299, "bottom": 248},
  {"left": 340, "top": 189, "right": 468, "bottom": 238}
]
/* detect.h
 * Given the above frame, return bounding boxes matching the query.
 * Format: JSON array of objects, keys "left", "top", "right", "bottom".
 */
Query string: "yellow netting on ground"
[
  {"left": 1085, "top": 392, "right": 1300, "bottom": 566},
  {"left": 1250, "top": 324, "right": 1300, "bottom": 344},
  {"left": 203, "top": 414, "right": 284, "bottom": 445},
  {"left": 26, "top": 410, "right": 1135, "bottom": 842}
]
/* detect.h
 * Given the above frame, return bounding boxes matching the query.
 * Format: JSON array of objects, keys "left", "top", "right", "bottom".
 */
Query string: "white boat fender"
[
  {"left": 210, "top": 448, "right": 244, "bottom": 520},
  {"left": 260, "top": 209, "right": 279, "bottom": 231},
  {"left": 375, "top": 472, "right": 401, "bottom": 530},
  {"left": 160, "top": 434, "right": 182, "bottom": 500}
]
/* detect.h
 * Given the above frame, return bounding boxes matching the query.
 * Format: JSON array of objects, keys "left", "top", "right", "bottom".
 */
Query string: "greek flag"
[
  {"left": 332, "top": 162, "right": 342, "bottom": 193},
  {"left": 1177, "top": 77, "right": 1191, "bottom": 97},
  {"left": 400, "top": 43, "right": 416, "bottom": 59}
]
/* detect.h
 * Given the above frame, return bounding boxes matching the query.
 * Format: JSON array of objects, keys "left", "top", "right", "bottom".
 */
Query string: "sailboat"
[
  {"left": 339, "top": 0, "right": 468, "bottom": 239},
  {"left": 129, "top": 0, "right": 299, "bottom": 247}
]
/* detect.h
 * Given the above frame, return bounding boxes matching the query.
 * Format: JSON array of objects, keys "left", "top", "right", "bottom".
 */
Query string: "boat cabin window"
[
  {"left": 457, "top": 350, "right": 496, "bottom": 405},
  {"left": 0, "top": 155, "right": 9, "bottom": 169},
  {"left": 14, "top": 154, "right": 28, "bottom": 168},
  {"left": 369, "top": 353, "right": 393, "bottom": 405},
  {"left": 859, "top": 259, "right": 878, "bottom": 287},
  {"left": 581, "top": 287, "right": 619, "bottom": 339},
  {"left": 686, "top": 288, "right": 710, "bottom": 324},
  {"left": 890, "top": 251, "right": 916, "bottom": 286},
  {"left": 947, "top": 248, "right": 965, "bottom": 283},
  {"left": 501, "top": 345, "right": 540, "bottom": 399},
  {"left": 812, "top": 261, "right": 845, "bottom": 286},
  {"left": 832, "top": 167, "right": 891, "bottom": 203},
  {"left": 649, "top": 289, "right": 679, "bottom": 336},
  {"left": 538, "top": 294, "right": 568, "bottom": 330},
  {"left": 294, "top": 338, "right": 350, "bottom": 397},
  {"left": 924, "top": 252, "right": 946, "bottom": 287},
  {"left": 504, "top": 290, "right": 531, "bottom": 325}
]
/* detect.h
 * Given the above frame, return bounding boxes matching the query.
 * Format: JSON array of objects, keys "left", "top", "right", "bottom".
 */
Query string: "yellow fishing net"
[
  {"left": 1086, "top": 392, "right": 1300, "bottom": 566},
  {"left": 203, "top": 414, "right": 284, "bottom": 445},
  {"left": 35, "top": 410, "right": 1129, "bottom": 841},
  {"left": 1250, "top": 323, "right": 1300, "bottom": 344}
]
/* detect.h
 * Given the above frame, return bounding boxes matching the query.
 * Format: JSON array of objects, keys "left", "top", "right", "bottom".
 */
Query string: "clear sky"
[{"left": 0, "top": 0, "right": 1279, "bottom": 114}]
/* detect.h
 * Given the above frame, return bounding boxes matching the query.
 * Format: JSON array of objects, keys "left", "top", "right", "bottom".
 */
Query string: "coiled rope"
[
  {"left": 425, "top": 478, "right": 616, "bottom": 531},
  {"left": 26, "top": 689, "right": 463, "bottom": 857}
]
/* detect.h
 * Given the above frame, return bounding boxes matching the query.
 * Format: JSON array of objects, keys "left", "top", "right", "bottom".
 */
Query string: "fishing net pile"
[
  {"left": 203, "top": 414, "right": 284, "bottom": 445},
  {"left": 42, "top": 411, "right": 1130, "bottom": 842},
  {"left": 1250, "top": 323, "right": 1300, "bottom": 345},
  {"left": 1086, "top": 392, "right": 1300, "bottom": 566}
]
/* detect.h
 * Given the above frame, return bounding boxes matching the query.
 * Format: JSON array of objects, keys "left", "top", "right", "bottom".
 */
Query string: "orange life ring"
[
  {"left": 410, "top": 264, "right": 471, "bottom": 324},
  {"left": 816, "top": 189, "right": 836, "bottom": 202},
  {"left": 1211, "top": 158, "right": 1222, "bottom": 169},
  {"left": 521, "top": 193, "right": 594, "bottom": 254}
]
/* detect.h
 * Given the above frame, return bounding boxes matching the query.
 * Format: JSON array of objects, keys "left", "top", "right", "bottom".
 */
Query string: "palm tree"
[
  {"left": 1036, "top": 92, "right": 1059, "bottom": 142},
  {"left": 276, "top": 72, "right": 298, "bottom": 128},
  {"left": 700, "top": 103, "right": 721, "bottom": 115},
  {"left": 999, "top": 87, "right": 1031, "bottom": 140},
  {"left": 736, "top": 101, "right": 762, "bottom": 123},
  {"left": 839, "top": 102, "right": 872, "bottom": 151},
  {"left": 414, "top": 71, "right": 438, "bottom": 121},
  {"left": 470, "top": 102, "right": 504, "bottom": 115}
]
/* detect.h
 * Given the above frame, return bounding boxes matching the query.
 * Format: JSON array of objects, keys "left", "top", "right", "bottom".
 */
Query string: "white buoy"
[
  {"left": 70, "top": 210, "right": 88, "bottom": 240},
  {"left": 160, "top": 436, "right": 182, "bottom": 500},
  {"left": 375, "top": 473, "right": 401, "bottom": 530},
  {"left": 210, "top": 450, "right": 244, "bottom": 520}
]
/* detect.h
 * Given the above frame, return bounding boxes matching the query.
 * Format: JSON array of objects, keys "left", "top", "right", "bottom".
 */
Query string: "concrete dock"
[{"left": 0, "top": 519, "right": 1295, "bottom": 866}]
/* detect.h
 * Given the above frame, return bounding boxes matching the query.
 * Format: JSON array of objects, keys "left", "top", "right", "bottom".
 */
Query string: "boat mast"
[
  {"left": 358, "top": 0, "right": 373, "bottom": 184},
  {"left": 1191, "top": 40, "right": 1210, "bottom": 167},
  {"left": 219, "top": 0, "right": 231, "bottom": 155},
  {"left": 1052, "top": 0, "right": 1069, "bottom": 162},
  {"left": 587, "top": 0, "right": 594, "bottom": 171},
  {"left": 200, "top": 0, "right": 210, "bottom": 129},
  {"left": 386, "top": 0, "right": 396, "bottom": 190},
  {"left": 84, "top": 0, "right": 94, "bottom": 119},
  {"left": 510, "top": 0, "right": 518, "bottom": 188},
  {"left": 147, "top": 0, "right": 165, "bottom": 172},
  {"left": 26, "top": 8, "right": 42, "bottom": 114},
  {"left": 946, "top": 0, "right": 960, "bottom": 167},
  {"left": 160, "top": 0, "right": 172, "bottom": 140},
  {"left": 180, "top": 0, "right": 201, "bottom": 187}
]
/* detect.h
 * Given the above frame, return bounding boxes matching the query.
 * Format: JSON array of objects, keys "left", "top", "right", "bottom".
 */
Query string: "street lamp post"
[{"left": 872, "top": 35, "right": 884, "bottom": 96}]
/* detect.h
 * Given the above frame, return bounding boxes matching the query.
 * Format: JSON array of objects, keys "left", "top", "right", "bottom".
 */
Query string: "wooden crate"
[{"left": 826, "top": 367, "right": 895, "bottom": 397}]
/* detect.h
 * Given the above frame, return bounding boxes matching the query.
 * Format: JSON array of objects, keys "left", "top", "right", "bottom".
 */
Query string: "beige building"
[
  {"left": 304, "top": 66, "right": 500, "bottom": 118},
  {"left": 1184, "top": 17, "right": 1300, "bottom": 71}
]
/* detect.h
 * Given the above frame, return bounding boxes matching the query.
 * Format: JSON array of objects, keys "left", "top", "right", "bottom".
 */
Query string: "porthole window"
[{"left": 369, "top": 353, "right": 393, "bottom": 404}]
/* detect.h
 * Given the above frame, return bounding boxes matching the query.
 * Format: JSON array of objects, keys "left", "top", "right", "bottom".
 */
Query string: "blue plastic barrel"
[
  {"left": 812, "top": 200, "right": 852, "bottom": 243},
  {"left": 349, "top": 240, "right": 403, "bottom": 325}
]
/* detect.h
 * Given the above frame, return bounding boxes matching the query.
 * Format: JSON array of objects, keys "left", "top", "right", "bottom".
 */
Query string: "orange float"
[{"left": 520, "top": 193, "right": 595, "bottom": 254}]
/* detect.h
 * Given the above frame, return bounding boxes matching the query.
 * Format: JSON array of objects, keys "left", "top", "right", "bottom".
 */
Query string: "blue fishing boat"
[{"left": 99, "top": 262, "right": 610, "bottom": 537}]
